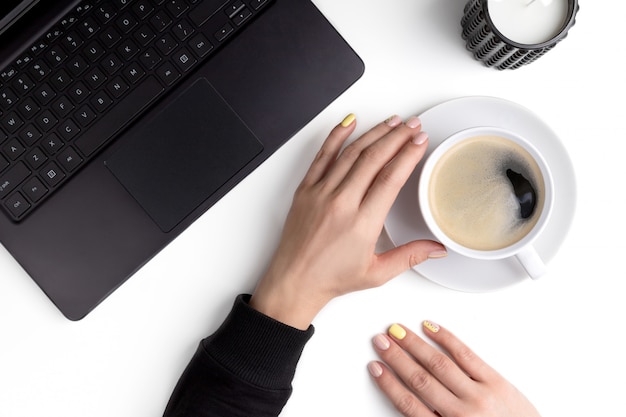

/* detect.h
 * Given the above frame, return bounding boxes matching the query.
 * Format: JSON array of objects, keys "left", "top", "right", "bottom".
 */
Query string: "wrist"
[{"left": 250, "top": 274, "right": 327, "bottom": 331}]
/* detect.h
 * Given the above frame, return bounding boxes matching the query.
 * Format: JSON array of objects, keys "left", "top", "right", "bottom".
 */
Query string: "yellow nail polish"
[
  {"left": 423, "top": 320, "right": 440, "bottom": 333},
  {"left": 388, "top": 323, "right": 406, "bottom": 340},
  {"left": 341, "top": 113, "right": 356, "bottom": 127}
]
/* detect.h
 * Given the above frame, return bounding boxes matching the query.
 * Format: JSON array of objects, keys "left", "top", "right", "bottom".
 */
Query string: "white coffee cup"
[{"left": 418, "top": 126, "right": 554, "bottom": 279}]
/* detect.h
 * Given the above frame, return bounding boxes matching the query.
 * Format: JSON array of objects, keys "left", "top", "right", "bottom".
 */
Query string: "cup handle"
[{"left": 515, "top": 245, "right": 546, "bottom": 280}]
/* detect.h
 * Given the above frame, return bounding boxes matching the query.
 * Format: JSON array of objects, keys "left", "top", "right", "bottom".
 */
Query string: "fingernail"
[
  {"left": 388, "top": 323, "right": 406, "bottom": 340},
  {"left": 423, "top": 320, "right": 440, "bottom": 333},
  {"left": 406, "top": 116, "right": 421, "bottom": 129},
  {"left": 384, "top": 115, "right": 402, "bottom": 127},
  {"left": 412, "top": 131, "right": 428, "bottom": 145},
  {"left": 341, "top": 113, "right": 356, "bottom": 127},
  {"left": 427, "top": 249, "right": 447, "bottom": 259},
  {"left": 368, "top": 361, "right": 384, "bottom": 378},
  {"left": 373, "top": 334, "right": 390, "bottom": 351}
]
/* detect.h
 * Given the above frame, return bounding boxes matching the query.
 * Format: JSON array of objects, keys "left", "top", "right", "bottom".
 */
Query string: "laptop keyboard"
[{"left": 0, "top": 0, "right": 272, "bottom": 222}]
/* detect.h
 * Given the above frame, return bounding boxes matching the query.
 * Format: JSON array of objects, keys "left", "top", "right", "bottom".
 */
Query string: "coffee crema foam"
[{"left": 428, "top": 135, "right": 544, "bottom": 251}]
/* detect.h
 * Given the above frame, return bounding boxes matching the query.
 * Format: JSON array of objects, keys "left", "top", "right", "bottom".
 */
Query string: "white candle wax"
[{"left": 487, "top": 0, "right": 569, "bottom": 45}]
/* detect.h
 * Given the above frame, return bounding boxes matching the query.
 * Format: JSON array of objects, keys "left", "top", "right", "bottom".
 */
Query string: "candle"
[
  {"left": 488, "top": 0, "right": 569, "bottom": 45},
  {"left": 461, "top": 0, "right": 578, "bottom": 69}
]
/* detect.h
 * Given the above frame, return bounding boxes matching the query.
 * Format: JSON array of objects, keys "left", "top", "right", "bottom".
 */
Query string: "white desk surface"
[{"left": 2, "top": 1, "right": 624, "bottom": 416}]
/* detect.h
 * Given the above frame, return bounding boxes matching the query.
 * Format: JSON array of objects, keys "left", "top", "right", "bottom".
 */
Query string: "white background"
[{"left": 2, "top": 1, "right": 624, "bottom": 416}]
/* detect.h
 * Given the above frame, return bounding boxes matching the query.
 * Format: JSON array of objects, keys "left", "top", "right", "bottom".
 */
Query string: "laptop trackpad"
[{"left": 106, "top": 78, "right": 263, "bottom": 232}]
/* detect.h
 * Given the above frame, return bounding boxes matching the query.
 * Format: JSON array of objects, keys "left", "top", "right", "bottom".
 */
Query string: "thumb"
[{"left": 372, "top": 240, "right": 447, "bottom": 285}]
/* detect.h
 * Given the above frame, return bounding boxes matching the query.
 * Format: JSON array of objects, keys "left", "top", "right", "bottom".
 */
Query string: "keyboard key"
[
  {"left": 155, "top": 34, "right": 178, "bottom": 55},
  {"left": 35, "top": 110, "right": 58, "bottom": 132},
  {"left": 232, "top": 8, "right": 252, "bottom": 26},
  {"left": 78, "top": 17, "right": 100, "bottom": 38},
  {"left": 12, "top": 74, "right": 36, "bottom": 93},
  {"left": 4, "top": 192, "right": 31, "bottom": 218},
  {"left": 33, "top": 83, "right": 56, "bottom": 105},
  {"left": 172, "top": 19, "right": 194, "bottom": 40},
  {"left": 99, "top": 26, "right": 122, "bottom": 47},
  {"left": 22, "top": 177, "right": 48, "bottom": 202},
  {"left": 45, "top": 45, "right": 68, "bottom": 67},
  {"left": 189, "top": 0, "right": 229, "bottom": 26},
  {"left": 156, "top": 62, "right": 180, "bottom": 85},
  {"left": 90, "top": 91, "right": 113, "bottom": 112},
  {"left": 19, "top": 124, "right": 42, "bottom": 146},
  {"left": 17, "top": 97, "right": 40, "bottom": 119},
  {"left": 85, "top": 70, "right": 107, "bottom": 91},
  {"left": 29, "top": 60, "right": 51, "bottom": 81},
  {"left": 102, "top": 53, "right": 124, "bottom": 75},
  {"left": 58, "top": 119, "right": 81, "bottom": 140},
  {"left": 3, "top": 138, "right": 25, "bottom": 160},
  {"left": 134, "top": 24, "right": 156, "bottom": 46},
  {"left": 172, "top": 48, "right": 196, "bottom": 72},
  {"left": 25, "top": 147, "right": 47, "bottom": 169},
  {"left": 166, "top": 0, "right": 189, "bottom": 18},
  {"left": 215, "top": 23, "right": 233, "bottom": 41},
  {"left": 133, "top": 0, "right": 154, "bottom": 19},
  {"left": 107, "top": 76, "right": 129, "bottom": 98},
  {"left": 124, "top": 63, "right": 145, "bottom": 84},
  {"left": 0, "top": 161, "right": 30, "bottom": 198},
  {"left": 84, "top": 40, "right": 106, "bottom": 62},
  {"left": 94, "top": 4, "right": 117, "bottom": 23},
  {"left": 40, "top": 161, "right": 65, "bottom": 187},
  {"left": 150, "top": 10, "right": 172, "bottom": 31},
  {"left": 189, "top": 34, "right": 212, "bottom": 57},
  {"left": 0, "top": 88, "right": 18, "bottom": 109},
  {"left": 51, "top": 69, "right": 73, "bottom": 90},
  {"left": 67, "top": 55, "right": 90, "bottom": 76},
  {"left": 41, "top": 132, "right": 64, "bottom": 155},
  {"left": 2, "top": 112, "right": 24, "bottom": 134},
  {"left": 74, "top": 105, "right": 97, "bottom": 126},
  {"left": 51, "top": 96, "right": 75, "bottom": 118},
  {"left": 61, "top": 31, "right": 84, "bottom": 52},
  {"left": 116, "top": 12, "right": 138, "bottom": 33},
  {"left": 225, "top": 1, "right": 245, "bottom": 18},
  {"left": 139, "top": 48, "right": 161, "bottom": 69},
  {"left": 57, "top": 146, "right": 82, "bottom": 172},
  {"left": 69, "top": 81, "right": 90, "bottom": 103}
]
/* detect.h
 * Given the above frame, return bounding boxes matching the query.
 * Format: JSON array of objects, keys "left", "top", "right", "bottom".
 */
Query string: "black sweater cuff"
[{"left": 202, "top": 294, "right": 315, "bottom": 390}]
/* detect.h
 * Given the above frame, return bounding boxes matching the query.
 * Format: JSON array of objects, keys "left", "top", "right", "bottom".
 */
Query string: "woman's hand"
[
  {"left": 369, "top": 322, "right": 542, "bottom": 417},
  {"left": 249, "top": 114, "right": 446, "bottom": 329}
]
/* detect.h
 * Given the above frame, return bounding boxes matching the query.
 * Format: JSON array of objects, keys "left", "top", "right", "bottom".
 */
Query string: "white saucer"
[{"left": 384, "top": 96, "right": 576, "bottom": 292}]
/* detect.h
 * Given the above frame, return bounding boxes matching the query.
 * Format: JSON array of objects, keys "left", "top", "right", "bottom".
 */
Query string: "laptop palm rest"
[{"left": 105, "top": 78, "right": 263, "bottom": 232}]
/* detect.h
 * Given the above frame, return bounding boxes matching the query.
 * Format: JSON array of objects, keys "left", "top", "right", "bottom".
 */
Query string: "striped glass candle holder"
[{"left": 461, "top": 0, "right": 578, "bottom": 70}]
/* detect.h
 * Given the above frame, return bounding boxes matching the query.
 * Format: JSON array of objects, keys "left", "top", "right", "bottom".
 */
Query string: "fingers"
[
  {"left": 370, "top": 324, "right": 470, "bottom": 415},
  {"left": 301, "top": 113, "right": 357, "bottom": 187},
  {"left": 359, "top": 131, "right": 428, "bottom": 219},
  {"left": 333, "top": 117, "right": 424, "bottom": 198},
  {"left": 369, "top": 240, "right": 447, "bottom": 287},
  {"left": 421, "top": 321, "right": 494, "bottom": 383},
  {"left": 368, "top": 359, "right": 437, "bottom": 417}
]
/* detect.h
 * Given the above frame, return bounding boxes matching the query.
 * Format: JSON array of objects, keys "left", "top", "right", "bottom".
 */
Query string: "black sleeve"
[{"left": 163, "top": 294, "right": 315, "bottom": 417}]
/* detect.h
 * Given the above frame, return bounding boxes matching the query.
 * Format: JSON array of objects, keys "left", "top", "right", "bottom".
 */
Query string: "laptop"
[{"left": 0, "top": 0, "right": 364, "bottom": 320}]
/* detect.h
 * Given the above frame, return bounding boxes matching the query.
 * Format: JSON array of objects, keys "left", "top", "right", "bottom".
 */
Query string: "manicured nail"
[
  {"left": 406, "top": 116, "right": 421, "bottom": 129},
  {"left": 368, "top": 361, "right": 383, "bottom": 378},
  {"left": 423, "top": 320, "right": 440, "bottom": 333},
  {"left": 412, "top": 131, "right": 428, "bottom": 145},
  {"left": 384, "top": 115, "right": 402, "bottom": 127},
  {"left": 341, "top": 113, "right": 356, "bottom": 127},
  {"left": 427, "top": 249, "right": 447, "bottom": 259},
  {"left": 373, "top": 334, "right": 390, "bottom": 351},
  {"left": 388, "top": 323, "right": 406, "bottom": 340}
]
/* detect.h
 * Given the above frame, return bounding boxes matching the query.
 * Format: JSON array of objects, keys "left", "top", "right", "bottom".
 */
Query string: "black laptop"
[{"left": 0, "top": 0, "right": 364, "bottom": 320}]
